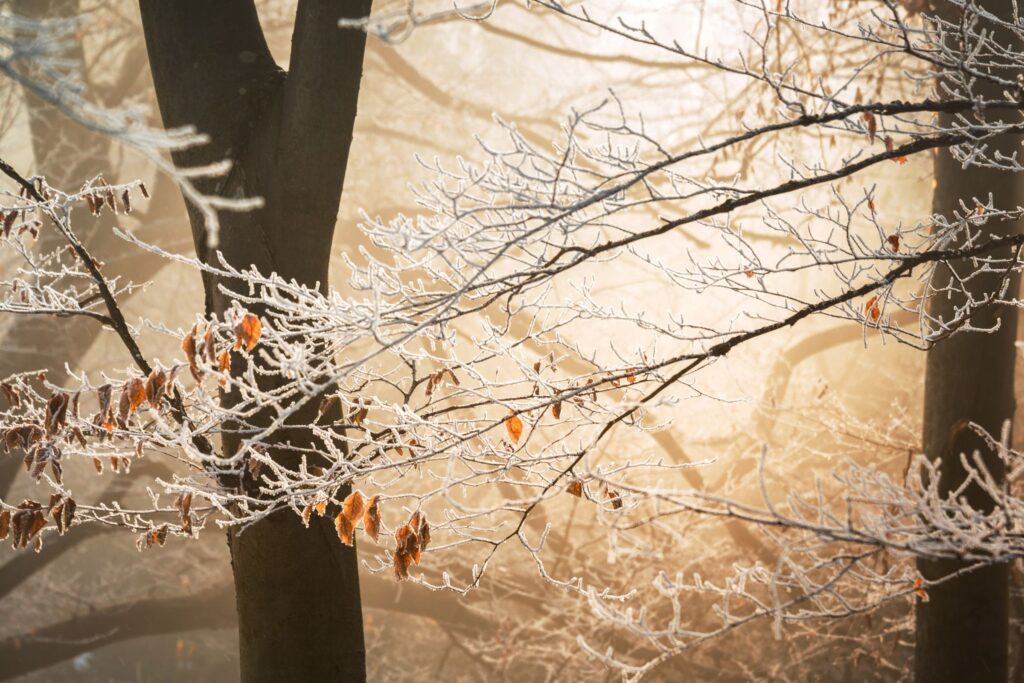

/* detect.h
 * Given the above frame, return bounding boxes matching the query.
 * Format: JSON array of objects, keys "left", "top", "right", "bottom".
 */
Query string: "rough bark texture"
[
  {"left": 138, "top": 2, "right": 372, "bottom": 680},
  {"left": 915, "top": 2, "right": 1022, "bottom": 680}
]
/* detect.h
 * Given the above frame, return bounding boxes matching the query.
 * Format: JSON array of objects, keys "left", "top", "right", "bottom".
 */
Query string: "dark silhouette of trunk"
[
  {"left": 138, "top": 2, "right": 371, "bottom": 680},
  {"left": 915, "top": 2, "right": 1022, "bottom": 680}
]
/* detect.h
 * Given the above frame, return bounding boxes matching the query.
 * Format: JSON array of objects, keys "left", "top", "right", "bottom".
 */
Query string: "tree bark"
[
  {"left": 138, "top": 2, "right": 371, "bottom": 680},
  {"left": 915, "top": 2, "right": 1022, "bottom": 680}
]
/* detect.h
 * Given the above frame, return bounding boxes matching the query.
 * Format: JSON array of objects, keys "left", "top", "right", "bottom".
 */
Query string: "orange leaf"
[
  {"left": 362, "top": 495, "right": 380, "bottom": 543},
  {"left": 566, "top": 479, "right": 583, "bottom": 497},
  {"left": 335, "top": 511, "right": 356, "bottom": 546},
  {"left": 551, "top": 401, "right": 562, "bottom": 420},
  {"left": 234, "top": 313, "right": 262, "bottom": 353},
  {"left": 505, "top": 413, "right": 524, "bottom": 444},
  {"left": 126, "top": 378, "right": 146, "bottom": 414},
  {"left": 342, "top": 490, "right": 365, "bottom": 524},
  {"left": 863, "top": 295, "right": 881, "bottom": 322},
  {"left": 914, "top": 576, "right": 929, "bottom": 601},
  {"left": 393, "top": 523, "right": 419, "bottom": 579},
  {"left": 182, "top": 325, "right": 201, "bottom": 379},
  {"left": 145, "top": 369, "right": 167, "bottom": 406}
]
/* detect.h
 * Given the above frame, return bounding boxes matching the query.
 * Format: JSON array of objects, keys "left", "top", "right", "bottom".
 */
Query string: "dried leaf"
[
  {"left": 351, "top": 405, "right": 369, "bottom": 426},
  {"left": 126, "top": 378, "right": 147, "bottom": 414},
  {"left": 44, "top": 392, "right": 69, "bottom": 436},
  {"left": 179, "top": 492, "right": 193, "bottom": 518},
  {"left": 862, "top": 111, "right": 877, "bottom": 144},
  {"left": 145, "top": 369, "right": 167, "bottom": 406},
  {"left": 318, "top": 394, "right": 341, "bottom": 421},
  {"left": 863, "top": 295, "right": 881, "bottom": 322},
  {"left": 887, "top": 235, "right": 900, "bottom": 252},
  {"left": 416, "top": 514, "right": 430, "bottom": 554},
  {"left": 335, "top": 511, "right": 356, "bottom": 546},
  {"left": 567, "top": 479, "right": 583, "bottom": 497},
  {"left": 363, "top": 495, "right": 380, "bottom": 543},
  {"left": 505, "top": 413, "right": 524, "bottom": 444},
  {"left": 914, "top": 576, "right": 929, "bottom": 601},
  {"left": 182, "top": 325, "right": 201, "bottom": 380},
  {"left": 234, "top": 313, "right": 262, "bottom": 353},
  {"left": 202, "top": 325, "right": 217, "bottom": 364},
  {"left": 552, "top": 401, "right": 562, "bottom": 420},
  {"left": 393, "top": 523, "right": 419, "bottom": 579},
  {"left": 0, "top": 510, "right": 9, "bottom": 540},
  {"left": 342, "top": 490, "right": 365, "bottom": 524}
]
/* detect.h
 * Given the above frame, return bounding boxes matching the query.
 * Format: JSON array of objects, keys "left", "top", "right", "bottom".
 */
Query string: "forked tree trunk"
[
  {"left": 138, "top": 2, "right": 371, "bottom": 680},
  {"left": 915, "top": 2, "right": 1022, "bottom": 680}
]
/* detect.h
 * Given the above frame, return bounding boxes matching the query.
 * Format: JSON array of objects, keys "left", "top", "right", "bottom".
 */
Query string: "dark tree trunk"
[
  {"left": 138, "top": 1, "right": 371, "bottom": 680},
  {"left": 915, "top": 2, "right": 1022, "bottom": 680}
]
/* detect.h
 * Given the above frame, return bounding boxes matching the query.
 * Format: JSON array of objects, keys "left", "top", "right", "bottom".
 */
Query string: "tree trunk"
[
  {"left": 915, "top": 3, "right": 1022, "bottom": 680},
  {"left": 138, "top": 1, "right": 371, "bottom": 680}
]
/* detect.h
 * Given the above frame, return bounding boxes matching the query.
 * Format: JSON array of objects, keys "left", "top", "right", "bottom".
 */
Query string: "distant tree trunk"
[
  {"left": 915, "top": 2, "right": 1022, "bottom": 680},
  {"left": 138, "top": 1, "right": 371, "bottom": 680},
  {"left": 1, "top": 0, "right": 178, "bottom": 498}
]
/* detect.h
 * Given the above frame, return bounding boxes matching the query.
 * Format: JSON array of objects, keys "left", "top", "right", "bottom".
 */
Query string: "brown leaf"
[
  {"left": 318, "top": 394, "right": 341, "bottom": 422},
  {"left": 862, "top": 111, "right": 877, "bottom": 144},
  {"left": 145, "top": 369, "right": 167, "bottom": 406},
  {"left": 61, "top": 498, "right": 76, "bottom": 534},
  {"left": 234, "top": 313, "right": 262, "bottom": 353},
  {"left": 566, "top": 479, "right": 583, "bottom": 497},
  {"left": 605, "top": 488, "right": 623, "bottom": 510},
  {"left": 393, "top": 548, "right": 413, "bottom": 580},
  {"left": 552, "top": 401, "right": 562, "bottom": 420},
  {"left": 887, "top": 235, "right": 900, "bottom": 252},
  {"left": 342, "top": 490, "right": 365, "bottom": 524},
  {"left": 0, "top": 510, "right": 9, "bottom": 540},
  {"left": 44, "top": 392, "right": 69, "bottom": 436},
  {"left": 125, "top": 378, "right": 147, "bottom": 414},
  {"left": 0, "top": 383, "right": 20, "bottom": 408},
  {"left": 505, "top": 413, "right": 524, "bottom": 444},
  {"left": 202, "top": 325, "right": 217, "bottom": 365},
  {"left": 416, "top": 514, "right": 430, "bottom": 554},
  {"left": 301, "top": 503, "right": 313, "bottom": 528},
  {"left": 351, "top": 405, "right": 369, "bottom": 426},
  {"left": 335, "top": 511, "right": 356, "bottom": 545},
  {"left": 393, "top": 523, "right": 419, "bottom": 579},
  {"left": 362, "top": 495, "right": 380, "bottom": 543},
  {"left": 182, "top": 325, "right": 200, "bottom": 380}
]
